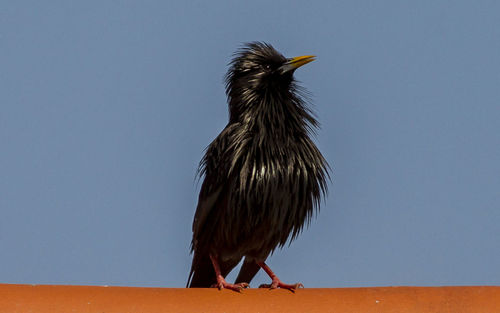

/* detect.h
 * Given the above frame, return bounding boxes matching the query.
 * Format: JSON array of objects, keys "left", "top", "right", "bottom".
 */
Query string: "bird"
[{"left": 187, "top": 42, "right": 329, "bottom": 291}]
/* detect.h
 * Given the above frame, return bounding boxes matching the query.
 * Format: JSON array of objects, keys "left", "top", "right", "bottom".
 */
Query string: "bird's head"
[{"left": 225, "top": 42, "right": 315, "bottom": 120}]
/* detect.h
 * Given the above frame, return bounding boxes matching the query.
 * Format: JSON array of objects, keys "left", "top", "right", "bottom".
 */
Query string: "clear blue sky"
[{"left": 1, "top": 1, "right": 499, "bottom": 288}]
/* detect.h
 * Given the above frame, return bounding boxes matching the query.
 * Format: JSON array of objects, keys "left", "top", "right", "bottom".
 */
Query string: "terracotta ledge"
[{"left": 1, "top": 284, "right": 499, "bottom": 313}]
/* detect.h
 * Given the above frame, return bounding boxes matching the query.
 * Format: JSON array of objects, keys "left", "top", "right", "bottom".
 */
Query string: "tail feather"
[
  {"left": 187, "top": 252, "right": 242, "bottom": 288},
  {"left": 187, "top": 253, "right": 216, "bottom": 287},
  {"left": 235, "top": 257, "right": 261, "bottom": 285}
]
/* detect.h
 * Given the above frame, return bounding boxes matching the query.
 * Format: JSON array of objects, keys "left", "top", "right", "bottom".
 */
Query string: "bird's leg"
[
  {"left": 257, "top": 261, "right": 304, "bottom": 291},
  {"left": 209, "top": 254, "right": 249, "bottom": 292}
]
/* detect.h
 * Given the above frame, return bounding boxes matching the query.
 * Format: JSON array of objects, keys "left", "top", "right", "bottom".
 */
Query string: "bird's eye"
[{"left": 263, "top": 64, "right": 271, "bottom": 70}]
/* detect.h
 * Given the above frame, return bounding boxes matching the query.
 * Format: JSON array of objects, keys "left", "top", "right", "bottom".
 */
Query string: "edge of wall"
[{"left": 1, "top": 284, "right": 499, "bottom": 313}]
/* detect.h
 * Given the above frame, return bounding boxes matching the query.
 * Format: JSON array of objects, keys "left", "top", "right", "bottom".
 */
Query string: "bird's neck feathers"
[{"left": 227, "top": 83, "right": 318, "bottom": 138}]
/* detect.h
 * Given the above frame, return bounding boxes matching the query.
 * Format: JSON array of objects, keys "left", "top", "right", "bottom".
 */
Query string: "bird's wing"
[
  {"left": 188, "top": 124, "right": 243, "bottom": 287},
  {"left": 191, "top": 178, "right": 224, "bottom": 241},
  {"left": 187, "top": 170, "right": 230, "bottom": 287},
  {"left": 188, "top": 180, "right": 244, "bottom": 287},
  {"left": 191, "top": 124, "right": 236, "bottom": 247}
]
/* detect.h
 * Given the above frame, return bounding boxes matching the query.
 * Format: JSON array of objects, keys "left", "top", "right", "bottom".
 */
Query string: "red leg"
[
  {"left": 257, "top": 261, "right": 304, "bottom": 291},
  {"left": 209, "top": 254, "right": 249, "bottom": 292}
]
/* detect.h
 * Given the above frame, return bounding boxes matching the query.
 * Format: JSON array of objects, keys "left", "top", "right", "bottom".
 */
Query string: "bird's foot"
[
  {"left": 211, "top": 275, "right": 249, "bottom": 292},
  {"left": 256, "top": 260, "right": 303, "bottom": 292},
  {"left": 259, "top": 279, "right": 304, "bottom": 292},
  {"left": 209, "top": 253, "right": 249, "bottom": 292}
]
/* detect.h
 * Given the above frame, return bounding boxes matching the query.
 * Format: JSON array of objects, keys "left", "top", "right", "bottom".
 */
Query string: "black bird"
[{"left": 188, "top": 42, "right": 329, "bottom": 291}]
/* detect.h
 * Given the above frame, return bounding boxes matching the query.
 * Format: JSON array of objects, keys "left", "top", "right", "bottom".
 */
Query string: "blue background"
[{"left": 1, "top": 1, "right": 499, "bottom": 287}]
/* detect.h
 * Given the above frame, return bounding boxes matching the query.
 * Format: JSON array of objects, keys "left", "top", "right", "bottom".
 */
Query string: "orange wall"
[{"left": 1, "top": 284, "right": 499, "bottom": 313}]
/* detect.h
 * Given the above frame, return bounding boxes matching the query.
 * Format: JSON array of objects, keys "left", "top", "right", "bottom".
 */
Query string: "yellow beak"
[
  {"left": 288, "top": 55, "right": 316, "bottom": 69},
  {"left": 279, "top": 55, "right": 316, "bottom": 74}
]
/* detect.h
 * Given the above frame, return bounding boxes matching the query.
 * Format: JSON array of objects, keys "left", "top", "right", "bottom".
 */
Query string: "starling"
[{"left": 187, "top": 42, "right": 329, "bottom": 291}]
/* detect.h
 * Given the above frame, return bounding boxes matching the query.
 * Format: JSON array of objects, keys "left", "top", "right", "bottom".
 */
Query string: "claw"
[
  {"left": 211, "top": 277, "right": 249, "bottom": 292},
  {"left": 256, "top": 260, "right": 304, "bottom": 292},
  {"left": 259, "top": 280, "right": 303, "bottom": 292},
  {"left": 209, "top": 254, "right": 249, "bottom": 292}
]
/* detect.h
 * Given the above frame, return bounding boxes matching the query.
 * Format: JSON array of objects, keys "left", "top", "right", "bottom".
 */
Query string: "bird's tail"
[
  {"left": 187, "top": 252, "right": 216, "bottom": 288},
  {"left": 187, "top": 252, "right": 244, "bottom": 288},
  {"left": 234, "top": 257, "right": 261, "bottom": 284}
]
